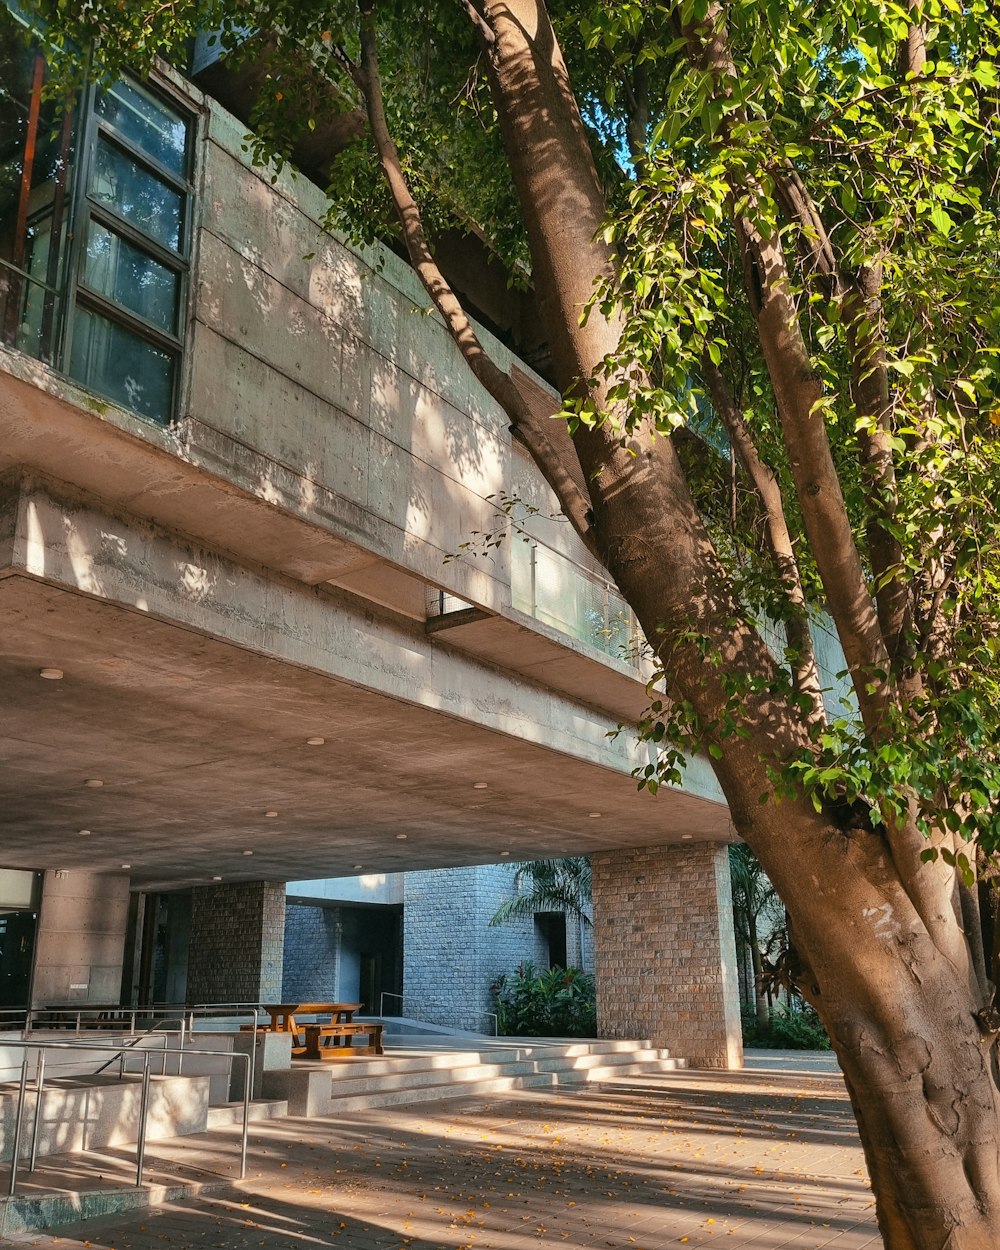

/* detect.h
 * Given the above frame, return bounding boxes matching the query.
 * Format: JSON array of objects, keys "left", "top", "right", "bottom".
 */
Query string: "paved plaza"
[{"left": 9, "top": 1056, "right": 880, "bottom": 1250}]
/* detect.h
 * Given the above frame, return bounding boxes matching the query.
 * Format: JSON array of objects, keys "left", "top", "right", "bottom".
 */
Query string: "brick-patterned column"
[
  {"left": 187, "top": 881, "right": 285, "bottom": 1003},
  {"left": 592, "top": 843, "right": 743, "bottom": 1069}
]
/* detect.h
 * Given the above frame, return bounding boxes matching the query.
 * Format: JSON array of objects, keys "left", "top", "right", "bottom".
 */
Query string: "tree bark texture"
[{"left": 470, "top": 3, "right": 1000, "bottom": 1246}]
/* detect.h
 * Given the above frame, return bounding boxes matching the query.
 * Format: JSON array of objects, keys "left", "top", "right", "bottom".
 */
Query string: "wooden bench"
[{"left": 302, "top": 1021, "right": 384, "bottom": 1059}]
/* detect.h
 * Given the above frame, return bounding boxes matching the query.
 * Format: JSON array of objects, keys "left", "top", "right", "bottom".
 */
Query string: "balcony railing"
[{"left": 426, "top": 527, "right": 645, "bottom": 674}]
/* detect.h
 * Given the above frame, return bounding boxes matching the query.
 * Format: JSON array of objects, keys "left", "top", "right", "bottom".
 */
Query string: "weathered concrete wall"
[
  {"left": 592, "top": 844, "right": 743, "bottom": 1069},
  {"left": 287, "top": 875, "right": 404, "bottom": 906},
  {"left": 189, "top": 104, "right": 535, "bottom": 617},
  {"left": 31, "top": 871, "right": 130, "bottom": 1006},
  {"left": 187, "top": 881, "right": 285, "bottom": 1004}
]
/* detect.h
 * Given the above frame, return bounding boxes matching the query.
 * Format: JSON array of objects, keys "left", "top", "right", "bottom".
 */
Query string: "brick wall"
[
  {"left": 403, "top": 865, "right": 548, "bottom": 1032},
  {"left": 188, "top": 880, "right": 285, "bottom": 1003},
  {"left": 282, "top": 902, "right": 341, "bottom": 1000},
  {"left": 592, "top": 843, "right": 742, "bottom": 1068}
]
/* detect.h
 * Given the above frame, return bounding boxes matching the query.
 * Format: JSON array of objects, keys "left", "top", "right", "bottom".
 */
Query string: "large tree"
[{"left": 36, "top": 0, "right": 1000, "bottom": 1245}]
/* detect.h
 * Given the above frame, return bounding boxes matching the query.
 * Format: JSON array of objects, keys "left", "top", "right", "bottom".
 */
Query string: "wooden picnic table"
[
  {"left": 261, "top": 1002, "right": 361, "bottom": 1046},
  {"left": 260, "top": 1002, "right": 384, "bottom": 1059}
]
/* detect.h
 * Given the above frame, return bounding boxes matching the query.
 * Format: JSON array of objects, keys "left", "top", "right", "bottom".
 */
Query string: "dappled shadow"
[{"left": 34, "top": 1073, "right": 877, "bottom": 1250}]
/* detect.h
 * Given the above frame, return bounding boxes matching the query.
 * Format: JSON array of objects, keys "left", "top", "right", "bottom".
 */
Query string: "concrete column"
[
  {"left": 592, "top": 843, "right": 743, "bottom": 1069},
  {"left": 31, "top": 870, "right": 131, "bottom": 1006},
  {"left": 187, "top": 881, "right": 285, "bottom": 1004}
]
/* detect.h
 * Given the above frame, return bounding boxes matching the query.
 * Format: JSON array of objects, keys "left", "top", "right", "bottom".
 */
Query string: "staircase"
[
  {"left": 262, "top": 1037, "right": 687, "bottom": 1115},
  {"left": 0, "top": 1037, "right": 686, "bottom": 1237}
]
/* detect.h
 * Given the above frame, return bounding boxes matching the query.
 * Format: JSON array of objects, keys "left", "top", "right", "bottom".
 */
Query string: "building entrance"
[{"left": 0, "top": 869, "right": 42, "bottom": 1009}]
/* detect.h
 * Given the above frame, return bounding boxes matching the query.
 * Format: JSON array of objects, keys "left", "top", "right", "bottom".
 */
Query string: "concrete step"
[
  {"left": 559, "top": 1057, "right": 688, "bottom": 1083},
  {"left": 321, "top": 1070, "right": 562, "bottom": 1113},
  {"left": 316, "top": 1056, "right": 566, "bottom": 1102},
  {"left": 0, "top": 1072, "right": 212, "bottom": 1163},
  {"left": 205, "top": 1098, "right": 288, "bottom": 1128},
  {"left": 315, "top": 1041, "right": 689, "bottom": 1112},
  {"left": 531, "top": 1046, "right": 671, "bottom": 1072}
]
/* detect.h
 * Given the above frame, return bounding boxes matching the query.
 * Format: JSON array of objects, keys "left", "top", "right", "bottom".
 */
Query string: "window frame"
[{"left": 62, "top": 72, "right": 197, "bottom": 425}]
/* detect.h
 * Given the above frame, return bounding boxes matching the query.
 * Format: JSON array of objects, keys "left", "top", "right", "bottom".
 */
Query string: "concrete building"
[
  {"left": 0, "top": 8, "right": 744, "bottom": 1066},
  {"left": 279, "top": 865, "right": 595, "bottom": 1034}
]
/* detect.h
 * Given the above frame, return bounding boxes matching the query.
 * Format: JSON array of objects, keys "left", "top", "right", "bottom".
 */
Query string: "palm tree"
[{"left": 489, "top": 857, "right": 592, "bottom": 928}]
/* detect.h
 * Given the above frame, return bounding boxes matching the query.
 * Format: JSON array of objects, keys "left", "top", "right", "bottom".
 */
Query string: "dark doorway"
[
  {"left": 135, "top": 891, "right": 192, "bottom": 1004},
  {"left": 0, "top": 868, "right": 42, "bottom": 1010},
  {"left": 536, "top": 912, "right": 568, "bottom": 968},
  {"left": 0, "top": 910, "right": 38, "bottom": 1007},
  {"left": 339, "top": 905, "right": 402, "bottom": 1013}
]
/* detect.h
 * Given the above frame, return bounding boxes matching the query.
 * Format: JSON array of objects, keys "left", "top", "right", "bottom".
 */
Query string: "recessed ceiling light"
[
  {"left": 395, "top": 833, "right": 408, "bottom": 840},
  {"left": 39, "top": 667, "right": 63, "bottom": 680},
  {"left": 84, "top": 779, "right": 104, "bottom": 788},
  {"left": 121, "top": 863, "right": 131, "bottom": 869},
  {"left": 264, "top": 810, "right": 278, "bottom": 818},
  {"left": 243, "top": 850, "right": 254, "bottom": 856},
  {"left": 500, "top": 851, "right": 511, "bottom": 858},
  {"left": 78, "top": 829, "right": 91, "bottom": 837},
  {"left": 472, "top": 782, "right": 488, "bottom": 789},
  {"left": 306, "top": 736, "right": 326, "bottom": 746},
  {"left": 353, "top": 863, "right": 363, "bottom": 871},
  {"left": 588, "top": 812, "right": 602, "bottom": 818},
  {"left": 212, "top": 875, "right": 222, "bottom": 881},
  {"left": 681, "top": 833, "right": 694, "bottom": 840}
]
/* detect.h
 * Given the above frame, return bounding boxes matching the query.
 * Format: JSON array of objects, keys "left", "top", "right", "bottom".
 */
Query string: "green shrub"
[
  {"left": 491, "top": 962, "right": 597, "bottom": 1037},
  {"left": 742, "top": 1003, "right": 831, "bottom": 1050}
]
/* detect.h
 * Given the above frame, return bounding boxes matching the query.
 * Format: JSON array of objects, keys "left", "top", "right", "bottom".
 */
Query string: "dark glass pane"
[
  {"left": 96, "top": 80, "right": 188, "bottom": 176},
  {"left": 70, "top": 306, "right": 175, "bottom": 423},
  {"left": 84, "top": 221, "right": 179, "bottom": 333},
  {"left": 91, "top": 137, "right": 182, "bottom": 251},
  {"left": 0, "top": 12, "right": 75, "bottom": 362}
]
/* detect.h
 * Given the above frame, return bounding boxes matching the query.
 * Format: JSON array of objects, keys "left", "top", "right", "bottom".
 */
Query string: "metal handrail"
[
  {"left": 94, "top": 1018, "right": 186, "bottom": 1077},
  {"left": 1, "top": 1038, "right": 251, "bottom": 1197}
]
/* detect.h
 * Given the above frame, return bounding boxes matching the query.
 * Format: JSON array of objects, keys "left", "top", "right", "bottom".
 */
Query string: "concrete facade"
[
  {"left": 187, "top": 881, "right": 285, "bottom": 1004},
  {"left": 592, "top": 844, "right": 743, "bottom": 1068},
  {"left": 30, "top": 872, "right": 131, "bottom": 1007},
  {"left": 0, "top": 47, "right": 746, "bottom": 1064}
]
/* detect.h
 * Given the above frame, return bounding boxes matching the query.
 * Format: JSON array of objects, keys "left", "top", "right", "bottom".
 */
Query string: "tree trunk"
[
  {"left": 746, "top": 909, "right": 769, "bottom": 1032},
  {"left": 471, "top": 4, "right": 1000, "bottom": 1245}
]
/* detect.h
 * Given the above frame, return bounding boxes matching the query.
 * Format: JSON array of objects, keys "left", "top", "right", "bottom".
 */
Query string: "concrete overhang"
[{"left": 0, "top": 469, "right": 732, "bottom": 891}]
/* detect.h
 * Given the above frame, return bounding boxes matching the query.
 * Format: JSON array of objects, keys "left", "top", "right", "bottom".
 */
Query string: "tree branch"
[
  {"left": 733, "top": 213, "right": 891, "bottom": 736},
  {"left": 354, "top": 0, "right": 598, "bottom": 558},
  {"left": 770, "top": 166, "right": 911, "bottom": 669},
  {"left": 454, "top": 0, "right": 495, "bottom": 46},
  {"left": 703, "top": 355, "right": 826, "bottom": 725}
]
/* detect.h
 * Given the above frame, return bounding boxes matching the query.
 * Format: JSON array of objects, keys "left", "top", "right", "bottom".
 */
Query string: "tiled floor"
[{"left": 10, "top": 1061, "right": 881, "bottom": 1249}]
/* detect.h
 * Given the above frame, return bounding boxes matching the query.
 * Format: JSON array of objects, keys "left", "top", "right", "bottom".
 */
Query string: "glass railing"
[
  {"left": 426, "top": 533, "right": 644, "bottom": 672},
  {"left": 511, "top": 536, "right": 643, "bottom": 669}
]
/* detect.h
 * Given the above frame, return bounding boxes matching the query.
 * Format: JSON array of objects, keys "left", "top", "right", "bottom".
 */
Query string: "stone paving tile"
[{"left": 11, "top": 1068, "right": 881, "bottom": 1250}]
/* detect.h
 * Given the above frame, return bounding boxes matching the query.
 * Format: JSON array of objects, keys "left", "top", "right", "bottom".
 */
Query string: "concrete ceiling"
[{"left": 1, "top": 575, "right": 732, "bottom": 891}]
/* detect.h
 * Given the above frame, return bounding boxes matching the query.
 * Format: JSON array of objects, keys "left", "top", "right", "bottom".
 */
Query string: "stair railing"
[{"left": 1, "top": 1038, "right": 251, "bottom": 1198}]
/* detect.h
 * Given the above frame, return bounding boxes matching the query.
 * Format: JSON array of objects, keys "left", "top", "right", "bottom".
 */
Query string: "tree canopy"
[{"left": 26, "top": 1, "right": 1000, "bottom": 1245}]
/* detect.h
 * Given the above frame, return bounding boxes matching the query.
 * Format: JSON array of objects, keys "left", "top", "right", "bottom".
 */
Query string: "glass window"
[
  {"left": 70, "top": 306, "right": 175, "bottom": 421},
  {"left": 0, "top": 6, "right": 192, "bottom": 427},
  {"left": 96, "top": 79, "right": 188, "bottom": 175},
  {"left": 0, "top": 10, "right": 75, "bottom": 364},
  {"left": 83, "top": 220, "right": 179, "bottom": 333},
  {"left": 91, "top": 136, "right": 183, "bottom": 252}
]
